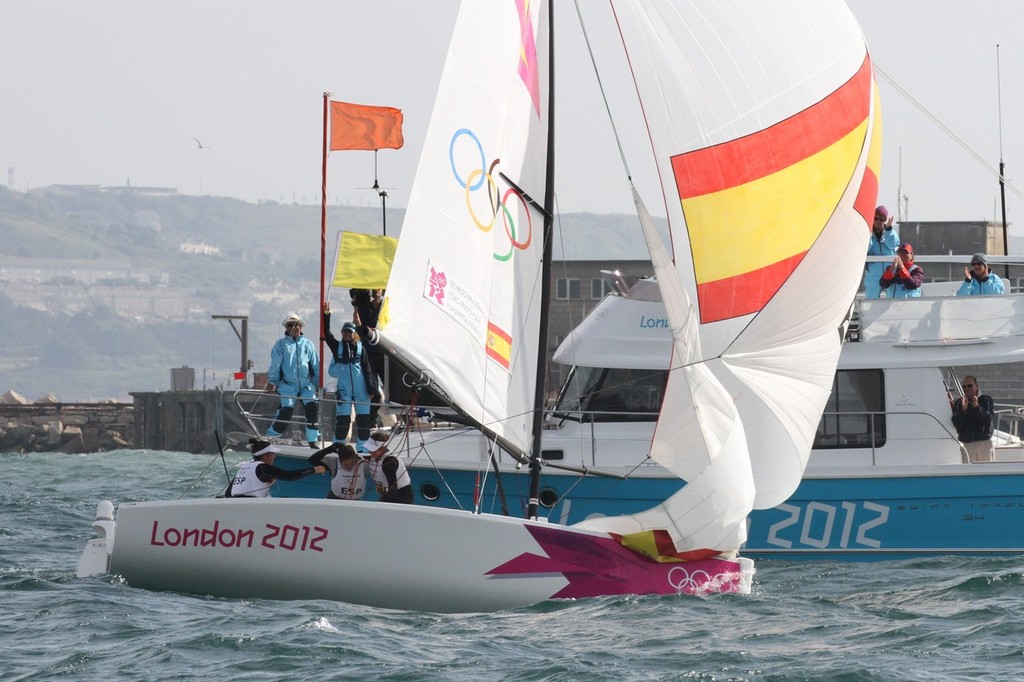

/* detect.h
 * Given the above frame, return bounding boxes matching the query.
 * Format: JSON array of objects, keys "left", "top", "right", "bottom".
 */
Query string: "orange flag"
[{"left": 330, "top": 101, "right": 404, "bottom": 151}]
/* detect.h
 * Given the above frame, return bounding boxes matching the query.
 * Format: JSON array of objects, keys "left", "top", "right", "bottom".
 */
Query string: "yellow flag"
[{"left": 331, "top": 232, "right": 398, "bottom": 289}]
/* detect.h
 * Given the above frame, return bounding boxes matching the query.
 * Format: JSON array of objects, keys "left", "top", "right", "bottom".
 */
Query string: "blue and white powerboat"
[{"left": 252, "top": 256, "right": 1024, "bottom": 560}]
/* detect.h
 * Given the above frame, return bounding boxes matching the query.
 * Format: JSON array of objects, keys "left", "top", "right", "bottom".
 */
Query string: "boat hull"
[
  {"left": 92, "top": 499, "right": 752, "bottom": 612},
  {"left": 274, "top": 461, "right": 1024, "bottom": 560}
]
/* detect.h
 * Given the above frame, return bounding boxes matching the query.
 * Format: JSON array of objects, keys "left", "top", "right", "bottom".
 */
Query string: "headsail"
[
  {"left": 577, "top": 0, "right": 879, "bottom": 557},
  {"left": 376, "top": 1, "right": 550, "bottom": 456}
]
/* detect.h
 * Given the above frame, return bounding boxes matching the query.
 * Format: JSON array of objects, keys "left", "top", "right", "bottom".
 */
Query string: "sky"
[{"left": 3, "top": 1, "right": 1024, "bottom": 233}]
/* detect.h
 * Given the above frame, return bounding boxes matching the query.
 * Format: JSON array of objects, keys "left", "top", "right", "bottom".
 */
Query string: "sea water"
[{"left": 2, "top": 450, "right": 1022, "bottom": 681}]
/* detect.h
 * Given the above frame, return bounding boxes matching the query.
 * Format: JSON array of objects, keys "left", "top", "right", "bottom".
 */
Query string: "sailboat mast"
[
  {"left": 526, "top": 0, "right": 555, "bottom": 521},
  {"left": 996, "top": 44, "right": 1009, "bottom": 277}
]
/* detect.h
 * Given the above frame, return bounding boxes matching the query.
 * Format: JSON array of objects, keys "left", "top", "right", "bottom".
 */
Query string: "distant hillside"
[{"left": 0, "top": 185, "right": 656, "bottom": 401}]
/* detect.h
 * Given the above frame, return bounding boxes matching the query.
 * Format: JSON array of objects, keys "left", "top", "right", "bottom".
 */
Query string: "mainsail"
[
  {"left": 576, "top": 1, "right": 880, "bottom": 557},
  {"left": 376, "top": 0, "right": 549, "bottom": 457}
]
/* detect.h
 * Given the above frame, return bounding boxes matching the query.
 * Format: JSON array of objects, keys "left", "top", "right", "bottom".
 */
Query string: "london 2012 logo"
[{"left": 449, "top": 128, "right": 533, "bottom": 263}]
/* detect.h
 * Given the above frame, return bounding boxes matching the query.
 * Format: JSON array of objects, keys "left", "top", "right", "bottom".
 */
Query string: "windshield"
[{"left": 550, "top": 366, "right": 666, "bottom": 423}]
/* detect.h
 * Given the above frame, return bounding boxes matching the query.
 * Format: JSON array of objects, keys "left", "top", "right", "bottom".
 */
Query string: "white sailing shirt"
[
  {"left": 330, "top": 461, "right": 368, "bottom": 500},
  {"left": 231, "top": 460, "right": 270, "bottom": 498}
]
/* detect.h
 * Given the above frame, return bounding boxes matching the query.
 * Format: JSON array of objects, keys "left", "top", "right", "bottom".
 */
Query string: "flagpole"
[{"left": 319, "top": 92, "right": 330, "bottom": 390}]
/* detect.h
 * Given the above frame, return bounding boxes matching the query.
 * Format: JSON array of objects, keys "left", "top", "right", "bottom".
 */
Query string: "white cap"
[{"left": 362, "top": 436, "right": 389, "bottom": 450}]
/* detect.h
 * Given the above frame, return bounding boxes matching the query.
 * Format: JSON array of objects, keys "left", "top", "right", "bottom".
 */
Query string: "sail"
[
  {"left": 376, "top": 1, "right": 550, "bottom": 455},
  {"left": 577, "top": 0, "right": 879, "bottom": 555}
]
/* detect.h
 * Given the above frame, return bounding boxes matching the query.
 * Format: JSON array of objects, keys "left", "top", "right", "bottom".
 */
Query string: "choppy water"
[{"left": 3, "top": 450, "right": 1023, "bottom": 681}]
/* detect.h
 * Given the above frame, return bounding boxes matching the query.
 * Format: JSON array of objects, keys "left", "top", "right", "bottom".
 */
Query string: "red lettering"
[
  {"left": 237, "top": 528, "right": 254, "bottom": 548},
  {"left": 182, "top": 528, "right": 199, "bottom": 546},
  {"left": 164, "top": 527, "right": 182, "bottom": 546},
  {"left": 201, "top": 520, "right": 220, "bottom": 547},
  {"left": 150, "top": 520, "right": 165, "bottom": 546},
  {"left": 218, "top": 528, "right": 236, "bottom": 547},
  {"left": 280, "top": 524, "right": 299, "bottom": 550},
  {"left": 262, "top": 524, "right": 280, "bottom": 548},
  {"left": 300, "top": 526, "right": 310, "bottom": 551},
  {"left": 309, "top": 526, "right": 328, "bottom": 552}
]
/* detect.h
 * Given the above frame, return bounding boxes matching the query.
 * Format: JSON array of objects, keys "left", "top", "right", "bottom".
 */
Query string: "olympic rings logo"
[
  {"left": 449, "top": 128, "right": 533, "bottom": 262},
  {"left": 667, "top": 566, "right": 713, "bottom": 593}
]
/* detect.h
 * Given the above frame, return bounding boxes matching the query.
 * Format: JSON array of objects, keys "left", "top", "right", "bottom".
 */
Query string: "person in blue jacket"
[
  {"left": 879, "top": 242, "right": 924, "bottom": 298},
  {"left": 265, "top": 313, "right": 320, "bottom": 447},
  {"left": 864, "top": 205, "right": 900, "bottom": 298},
  {"left": 322, "top": 303, "right": 379, "bottom": 445},
  {"left": 956, "top": 253, "right": 1005, "bottom": 296}
]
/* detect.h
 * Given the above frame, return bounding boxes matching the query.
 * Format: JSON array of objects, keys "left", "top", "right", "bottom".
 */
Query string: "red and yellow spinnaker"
[{"left": 672, "top": 58, "right": 877, "bottom": 324}]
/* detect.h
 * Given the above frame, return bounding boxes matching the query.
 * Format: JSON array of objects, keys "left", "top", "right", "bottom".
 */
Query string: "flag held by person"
[
  {"left": 332, "top": 231, "right": 398, "bottom": 289},
  {"left": 330, "top": 101, "right": 404, "bottom": 151}
]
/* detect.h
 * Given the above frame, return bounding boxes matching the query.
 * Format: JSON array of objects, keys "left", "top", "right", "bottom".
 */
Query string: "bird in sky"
[{"left": 193, "top": 137, "right": 209, "bottom": 149}]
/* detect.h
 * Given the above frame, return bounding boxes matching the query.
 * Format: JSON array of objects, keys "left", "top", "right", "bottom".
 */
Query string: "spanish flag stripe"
[
  {"left": 485, "top": 322, "right": 512, "bottom": 369},
  {"left": 672, "top": 57, "right": 873, "bottom": 199},
  {"left": 686, "top": 120, "right": 868, "bottom": 285},
  {"left": 618, "top": 530, "right": 720, "bottom": 563},
  {"left": 697, "top": 253, "right": 806, "bottom": 323},
  {"left": 853, "top": 80, "right": 885, "bottom": 226}
]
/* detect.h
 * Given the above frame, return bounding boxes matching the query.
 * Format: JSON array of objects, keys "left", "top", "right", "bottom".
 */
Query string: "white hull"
[{"left": 80, "top": 499, "right": 753, "bottom": 613}]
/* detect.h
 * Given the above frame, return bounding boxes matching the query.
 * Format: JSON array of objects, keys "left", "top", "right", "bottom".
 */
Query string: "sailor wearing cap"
[
  {"left": 364, "top": 431, "right": 413, "bottom": 504},
  {"left": 323, "top": 304, "right": 378, "bottom": 446},
  {"left": 265, "top": 313, "right": 321, "bottom": 446},
  {"left": 879, "top": 242, "right": 924, "bottom": 298},
  {"left": 956, "top": 253, "right": 1005, "bottom": 296},
  {"left": 228, "top": 438, "right": 325, "bottom": 498}
]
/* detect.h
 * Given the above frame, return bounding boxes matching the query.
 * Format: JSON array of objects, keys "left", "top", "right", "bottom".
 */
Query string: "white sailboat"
[{"left": 79, "top": 0, "right": 877, "bottom": 612}]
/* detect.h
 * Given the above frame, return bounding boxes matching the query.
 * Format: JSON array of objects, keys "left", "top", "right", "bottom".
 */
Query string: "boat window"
[
  {"left": 815, "top": 369, "right": 886, "bottom": 449},
  {"left": 550, "top": 366, "right": 666, "bottom": 422}
]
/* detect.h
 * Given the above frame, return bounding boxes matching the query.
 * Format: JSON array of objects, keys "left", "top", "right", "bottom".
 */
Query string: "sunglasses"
[{"left": 963, "top": 384, "right": 976, "bottom": 388}]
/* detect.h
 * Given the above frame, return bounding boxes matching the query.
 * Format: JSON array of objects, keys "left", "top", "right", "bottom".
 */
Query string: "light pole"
[{"left": 211, "top": 314, "right": 250, "bottom": 388}]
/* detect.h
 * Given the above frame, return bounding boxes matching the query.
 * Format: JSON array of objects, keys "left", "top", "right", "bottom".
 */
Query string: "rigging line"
[
  {"left": 573, "top": 0, "right": 632, "bottom": 182},
  {"left": 179, "top": 454, "right": 222, "bottom": 499},
  {"left": 875, "top": 65, "right": 1024, "bottom": 202},
  {"left": 549, "top": 195, "right": 586, "bottom": 420}
]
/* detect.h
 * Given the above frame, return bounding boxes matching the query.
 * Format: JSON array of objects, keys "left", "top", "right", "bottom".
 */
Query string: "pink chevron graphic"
[
  {"left": 486, "top": 525, "right": 744, "bottom": 598},
  {"left": 515, "top": 0, "right": 541, "bottom": 117}
]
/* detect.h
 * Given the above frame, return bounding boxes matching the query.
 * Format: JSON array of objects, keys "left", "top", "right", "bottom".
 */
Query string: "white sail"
[
  {"left": 377, "top": 1, "right": 549, "bottom": 456},
  {"left": 577, "top": 0, "right": 879, "bottom": 556}
]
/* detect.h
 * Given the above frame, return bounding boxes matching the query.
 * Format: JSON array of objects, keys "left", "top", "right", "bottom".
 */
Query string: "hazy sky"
[{"left": 3, "top": 1, "right": 1023, "bottom": 231}]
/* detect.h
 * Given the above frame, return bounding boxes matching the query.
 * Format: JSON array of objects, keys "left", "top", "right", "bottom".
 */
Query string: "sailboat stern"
[
  {"left": 487, "top": 523, "right": 755, "bottom": 598},
  {"left": 76, "top": 500, "right": 115, "bottom": 578}
]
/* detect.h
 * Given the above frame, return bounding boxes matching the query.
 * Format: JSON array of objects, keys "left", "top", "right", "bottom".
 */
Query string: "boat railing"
[
  {"left": 816, "top": 408, "right": 967, "bottom": 465},
  {"left": 547, "top": 408, "right": 658, "bottom": 425},
  {"left": 854, "top": 255, "right": 1024, "bottom": 345},
  {"left": 231, "top": 388, "right": 391, "bottom": 444},
  {"left": 231, "top": 388, "right": 477, "bottom": 446},
  {"left": 994, "top": 404, "right": 1024, "bottom": 444}
]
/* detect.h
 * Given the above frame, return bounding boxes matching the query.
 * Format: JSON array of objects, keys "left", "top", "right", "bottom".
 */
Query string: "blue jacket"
[
  {"left": 268, "top": 334, "right": 319, "bottom": 394},
  {"left": 956, "top": 272, "right": 1005, "bottom": 296},
  {"left": 330, "top": 340, "right": 368, "bottom": 392},
  {"left": 865, "top": 229, "right": 900, "bottom": 279}
]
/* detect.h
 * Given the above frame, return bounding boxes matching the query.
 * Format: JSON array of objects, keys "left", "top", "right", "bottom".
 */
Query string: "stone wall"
[{"left": 0, "top": 403, "right": 133, "bottom": 453}]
